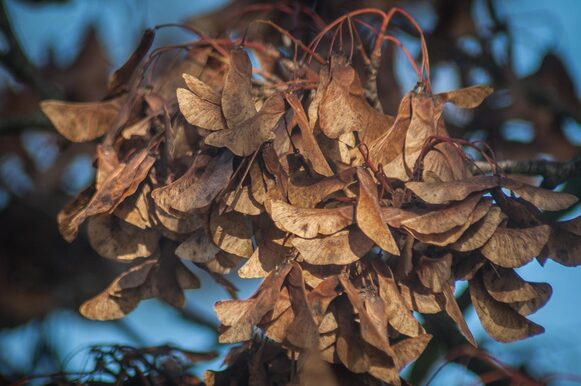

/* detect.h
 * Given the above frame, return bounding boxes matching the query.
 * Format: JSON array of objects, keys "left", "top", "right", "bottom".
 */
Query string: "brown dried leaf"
[
  {"left": 469, "top": 273, "right": 544, "bottom": 342},
  {"left": 58, "top": 148, "right": 156, "bottom": 241},
  {"left": 340, "top": 276, "right": 396, "bottom": 358},
  {"left": 437, "top": 85, "right": 493, "bottom": 108},
  {"left": 221, "top": 48, "right": 256, "bottom": 128},
  {"left": 87, "top": 215, "right": 159, "bottom": 261},
  {"left": 210, "top": 210, "right": 254, "bottom": 258},
  {"left": 288, "top": 173, "right": 351, "bottom": 208},
  {"left": 368, "top": 94, "right": 412, "bottom": 167},
  {"left": 204, "top": 251, "right": 244, "bottom": 274},
  {"left": 442, "top": 287, "right": 476, "bottom": 347},
  {"left": 41, "top": 96, "right": 125, "bottom": 142},
  {"left": 215, "top": 263, "right": 292, "bottom": 343},
  {"left": 177, "top": 83, "right": 227, "bottom": 131},
  {"left": 416, "top": 254, "right": 452, "bottom": 293},
  {"left": 175, "top": 228, "right": 220, "bottom": 263},
  {"left": 336, "top": 299, "right": 370, "bottom": 373},
  {"left": 482, "top": 266, "right": 551, "bottom": 304},
  {"left": 205, "top": 94, "right": 285, "bottom": 156},
  {"left": 107, "top": 29, "right": 154, "bottom": 95},
  {"left": 399, "top": 279, "right": 444, "bottom": 314},
  {"left": 401, "top": 195, "right": 480, "bottom": 235},
  {"left": 318, "top": 59, "right": 392, "bottom": 141},
  {"left": 544, "top": 223, "right": 581, "bottom": 266},
  {"left": 293, "top": 228, "right": 373, "bottom": 265},
  {"left": 154, "top": 205, "right": 204, "bottom": 234},
  {"left": 271, "top": 200, "right": 353, "bottom": 238},
  {"left": 502, "top": 178, "right": 578, "bottom": 211},
  {"left": 285, "top": 264, "right": 319, "bottom": 349},
  {"left": 224, "top": 186, "right": 263, "bottom": 215},
  {"left": 152, "top": 152, "right": 233, "bottom": 214},
  {"left": 114, "top": 183, "right": 153, "bottom": 229},
  {"left": 374, "top": 264, "right": 424, "bottom": 337},
  {"left": 80, "top": 260, "right": 157, "bottom": 320},
  {"left": 481, "top": 225, "right": 551, "bottom": 268},
  {"left": 285, "top": 93, "right": 333, "bottom": 177},
  {"left": 452, "top": 206, "right": 506, "bottom": 252},
  {"left": 406, "top": 176, "right": 498, "bottom": 205},
  {"left": 356, "top": 168, "right": 399, "bottom": 255},
  {"left": 509, "top": 285, "right": 552, "bottom": 316},
  {"left": 239, "top": 225, "right": 289, "bottom": 278}
]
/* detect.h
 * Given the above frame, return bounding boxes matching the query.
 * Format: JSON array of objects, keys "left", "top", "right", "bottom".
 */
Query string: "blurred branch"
[
  {"left": 0, "top": 0, "right": 62, "bottom": 99},
  {"left": 0, "top": 111, "right": 53, "bottom": 135},
  {"left": 471, "top": 157, "right": 581, "bottom": 189}
]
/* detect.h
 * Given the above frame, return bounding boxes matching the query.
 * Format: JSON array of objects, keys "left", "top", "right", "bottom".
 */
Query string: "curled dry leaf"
[
  {"left": 285, "top": 264, "right": 319, "bottom": 349},
  {"left": 80, "top": 260, "right": 156, "bottom": 320},
  {"left": 221, "top": 48, "right": 256, "bottom": 128},
  {"left": 442, "top": 286, "right": 476, "bottom": 346},
  {"left": 223, "top": 186, "right": 263, "bottom": 215},
  {"left": 285, "top": 93, "right": 333, "bottom": 177},
  {"left": 41, "top": 96, "right": 126, "bottom": 142},
  {"left": 406, "top": 176, "right": 498, "bottom": 205},
  {"left": 452, "top": 206, "right": 506, "bottom": 252},
  {"left": 356, "top": 168, "right": 399, "bottom": 255},
  {"left": 399, "top": 279, "right": 444, "bottom": 314},
  {"left": 481, "top": 225, "right": 551, "bottom": 268},
  {"left": 339, "top": 276, "right": 396, "bottom": 359},
  {"left": 544, "top": 222, "right": 581, "bottom": 267},
  {"left": 210, "top": 210, "right": 254, "bottom": 258},
  {"left": 270, "top": 200, "right": 353, "bottom": 238},
  {"left": 469, "top": 273, "right": 544, "bottom": 342},
  {"left": 152, "top": 151, "right": 233, "bottom": 214},
  {"left": 58, "top": 147, "right": 156, "bottom": 241},
  {"left": 87, "top": 215, "right": 159, "bottom": 261},
  {"left": 482, "top": 265, "right": 552, "bottom": 304},
  {"left": 368, "top": 94, "right": 412, "bottom": 168},
  {"left": 416, "top": 254, "right": 452, "bottom": 293},
  {"left": 437, "top": 85, "right": 493, "bottom": 108},
  {"left": 114, "top": 183, "right": 154, "bottom": 229},
  {"left": 176, "top": 79, "right": 227, "bottom": 131},
  {"left": 374, "top": 264, "right": 424, "bottom": 337},
  {"left": 501, "top": 178, "right": 578, "bottom": 211},
  {"left": 288, "top": 172, "right": 351, "bottom": 208},
  {"left": 509, "top": 285, "right": 552, "bottom": 316},
  {"left": 175, "top": 228, "right": 220, "bottom": 263},
  {"left": 205, "top": 94, "right": 285, "bottom": 156},
  {"left": 318, "top": 57, "right": 392, "bottom": 142},
  {"left": 407, "top": 176, "right": 577, "bottom": 211},
  {"left": 215, "top": 263, "right": 292, "bottom": 343},
  {"left": 401, "top": 195, "right": 480, "bottom": 235},
  {"left": 154, "top": 205, "right": 204, "bottom": 234},
  {"left": 292, "top": 228, "right": 373, "bottom": 265}
]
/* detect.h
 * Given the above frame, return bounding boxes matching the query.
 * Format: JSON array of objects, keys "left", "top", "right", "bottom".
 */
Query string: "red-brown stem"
[
  {"left": 236, "top": 3, "right": 326, "bottom": 31},
  {"left": 254, "top": 20, "right": 325, "bottom": 64}
]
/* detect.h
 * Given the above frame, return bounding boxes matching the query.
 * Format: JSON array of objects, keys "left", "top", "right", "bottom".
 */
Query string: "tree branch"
[
  {"left": 0, "top": 111, "right": 53, "bottom": 135},
  {"left": 0, "top": 0, "right": 61, "bottom": 99},
  {"left": 470, "top": 157, "right": 581, "bottom": 189}
]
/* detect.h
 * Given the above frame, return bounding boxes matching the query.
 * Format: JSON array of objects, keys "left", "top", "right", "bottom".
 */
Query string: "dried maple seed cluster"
[{"left": 41, "top": 8, "right": 581, "bottom": 385}]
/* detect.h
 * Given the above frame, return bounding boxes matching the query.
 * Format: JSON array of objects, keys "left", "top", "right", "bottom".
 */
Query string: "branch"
[
  {"left": 470, "top": 157, "right": 581, "bottom": 189},
  {"left": 0, "top": 0, "right": 61, "bottom": 99},
  {"left": 0, "top": 111, "right": 53, "bottom": 135}
]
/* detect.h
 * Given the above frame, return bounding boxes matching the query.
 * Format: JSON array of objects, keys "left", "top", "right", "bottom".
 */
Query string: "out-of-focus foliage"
[{"left": 1, "top": 1, "right": 580, "bottom": 385}]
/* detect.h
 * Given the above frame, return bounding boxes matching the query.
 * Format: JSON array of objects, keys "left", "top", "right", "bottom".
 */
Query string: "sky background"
[{"left": 1, "top": 0, "right": 581, "bottom": 384}]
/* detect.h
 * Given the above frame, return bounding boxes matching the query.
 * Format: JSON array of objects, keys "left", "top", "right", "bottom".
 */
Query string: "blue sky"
[{"left": 1, "top": 0, "right": 581, "bottom": 384}]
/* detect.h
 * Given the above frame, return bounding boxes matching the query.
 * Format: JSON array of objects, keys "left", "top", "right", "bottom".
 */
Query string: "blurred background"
[{"left": 1, "top": 0, "right": 580, "bottom": 384}]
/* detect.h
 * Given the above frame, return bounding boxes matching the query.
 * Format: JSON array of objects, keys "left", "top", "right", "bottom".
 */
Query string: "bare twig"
[{"left": 471, "top": 157, "right": 581, "bottom": 189}]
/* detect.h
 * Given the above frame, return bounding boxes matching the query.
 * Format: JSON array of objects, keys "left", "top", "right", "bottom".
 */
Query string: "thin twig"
[{"left": 471, "top": 157, "right": 581, "bottom": 189}]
